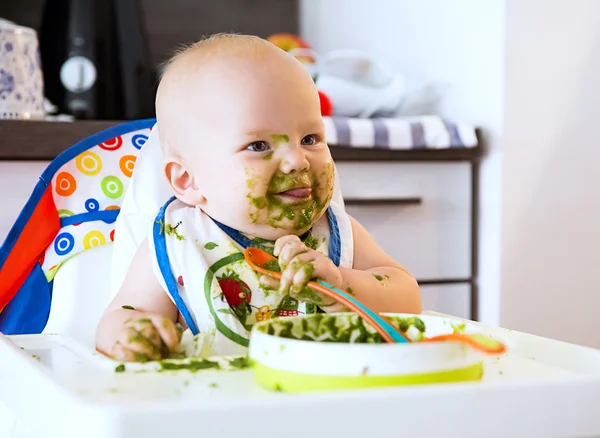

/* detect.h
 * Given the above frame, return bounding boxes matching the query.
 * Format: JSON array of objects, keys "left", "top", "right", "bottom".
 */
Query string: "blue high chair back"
[{"left": 0, "top": 119, "right": 156, "bottom": 335}]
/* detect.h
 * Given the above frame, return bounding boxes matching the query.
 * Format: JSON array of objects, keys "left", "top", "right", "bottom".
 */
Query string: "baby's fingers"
[
  {"left": 149, "top": 315, "right": 181, "bottom": 353},
  {"left": 111, "top": 342, "right": 138, "bottom": 362},
  {"left": 273, "top": 235, "right": 301, "bottom": 257},
  {"left": 130, "top": 318, "right": 162, "bottom": 351},
  {"left": 280, "top": 252, "right": 315, "bottom": 293},
  {"left": 259, "top": 275, "right": 280, "bottom": 291},
  {"left": 118, "top": 326, "right": 161, "bottom": 361},
  {"left": 292, "top": 263, "right": 315, "bottom": 291}
]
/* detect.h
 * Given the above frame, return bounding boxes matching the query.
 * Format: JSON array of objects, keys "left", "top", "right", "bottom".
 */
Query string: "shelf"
[{"left": 0, "top": 120, "right": 482, "bottom": 162}]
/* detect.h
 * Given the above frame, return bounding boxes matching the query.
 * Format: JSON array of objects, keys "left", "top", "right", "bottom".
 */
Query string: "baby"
[{"left": 95, "top": 34, "right": 421, "bottom": 362}]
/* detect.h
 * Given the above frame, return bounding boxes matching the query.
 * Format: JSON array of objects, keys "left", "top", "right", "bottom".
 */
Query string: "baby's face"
[{"left": 177, "top": 51, "right": 334, "bottom": 240}]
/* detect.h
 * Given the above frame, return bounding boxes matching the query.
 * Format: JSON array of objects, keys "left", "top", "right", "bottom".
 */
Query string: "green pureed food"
[{"left": 254, "top": 313, "right": 426, "bottom": 343}]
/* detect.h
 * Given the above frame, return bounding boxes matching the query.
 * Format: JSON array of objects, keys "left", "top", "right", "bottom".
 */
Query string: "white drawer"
[
  {"left": 420, "top": 283, "right": 471, "bottom": 319},
  {"left": 0, "top": 162, "right": 49, "bottom": 243},
  {"left": 336, "top": 162, "right": 471, "bottom": 280}
]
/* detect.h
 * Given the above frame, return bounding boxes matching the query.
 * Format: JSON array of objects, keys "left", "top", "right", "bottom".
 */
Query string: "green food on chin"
[
  {"left": 247, "top": 191, "right": 323, "bottom": 231},
  {"left": 247, "top": 165, "right": 334, "bottom": 231}
]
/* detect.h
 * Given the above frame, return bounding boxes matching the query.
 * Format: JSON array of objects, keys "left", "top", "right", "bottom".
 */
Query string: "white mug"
[{"left": 0, "top": 18, "right": 45, "bottom": 119}]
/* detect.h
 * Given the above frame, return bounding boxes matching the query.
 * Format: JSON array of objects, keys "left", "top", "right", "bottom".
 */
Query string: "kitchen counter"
[{"left": 0, "top": 120, "right": 482, "bottom": 162}]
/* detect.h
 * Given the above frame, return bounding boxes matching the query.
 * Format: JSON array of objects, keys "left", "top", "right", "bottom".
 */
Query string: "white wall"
[
  {"left": 500, "top": 0, "right": 600, "bottom": 347},
  {"left": 300, "top": 0, "right": 506, "bottom": 327}
]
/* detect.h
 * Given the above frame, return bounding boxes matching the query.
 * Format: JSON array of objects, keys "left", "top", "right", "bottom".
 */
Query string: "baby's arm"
[
  {"left": 338, "top": 216, "right": 421, "bottom": 314},
  {"left": 95, "top": 239, "right": 181, "bottom": 362}
]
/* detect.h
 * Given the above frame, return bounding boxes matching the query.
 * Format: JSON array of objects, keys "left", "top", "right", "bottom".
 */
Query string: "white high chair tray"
[{"left": 1, "top": 311, "right": 600, "bottom": 438}]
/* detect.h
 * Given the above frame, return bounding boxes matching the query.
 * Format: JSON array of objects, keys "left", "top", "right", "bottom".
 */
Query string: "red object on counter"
[{"left": 318, "top": 90, "right": 333, "bottom": 116}]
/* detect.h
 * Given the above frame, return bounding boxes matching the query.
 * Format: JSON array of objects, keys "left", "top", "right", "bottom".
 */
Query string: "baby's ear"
[{"left": 164, "top": 157, "right": 205, "bottom": 206}]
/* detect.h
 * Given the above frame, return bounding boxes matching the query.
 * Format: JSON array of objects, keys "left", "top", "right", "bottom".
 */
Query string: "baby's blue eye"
[
  {"left": 301, "top": 134, "right": 318, "bottom": 146},
  {"left": 247, "top": 141, "right": 270, "bottom": 152}
]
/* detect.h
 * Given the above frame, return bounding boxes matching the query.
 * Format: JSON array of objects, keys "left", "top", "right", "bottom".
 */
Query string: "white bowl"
[{"left": 249, "top": 313, "right": 492, "bottom": 392}]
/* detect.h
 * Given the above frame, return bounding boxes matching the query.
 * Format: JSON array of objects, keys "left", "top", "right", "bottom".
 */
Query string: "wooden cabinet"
[
  {"left": 337, "top": 162, "right": 471, "bottom": 281},
  {"left": 336, "top": 161, "right": 475, "bottom": 318}
]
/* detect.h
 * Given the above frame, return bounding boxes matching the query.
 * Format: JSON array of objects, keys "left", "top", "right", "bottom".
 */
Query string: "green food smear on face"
[
  {"left": 121, "top": 305, "right": 135, "bottom": 310},
  {"left": 250, "top": 196, "right": 267, "bottom": 210},
  {"left": 204, "top": 242, "right": 218, "bottom": 250},
  {"left": 159, "top": 359, "right": 221, "bottom": 372},
  {"left": 268, "top": 171, "right": 311, "bottom": 194},
  {"left": 272, "top": 134, "right": 290, "bottom": 145},
  {"left": 209, "top": 382, "right": 219, "bottom": 388},
  {"left": 115, "top": 364, "right": 126, "bottom": 372},
  {"left": 346, "top": 287, "right": 354, "bottom": 295},
  {"left": 246, "top": 160, "right": 334, "bottom": 231},
  {"left": 137, "top": 318, "right": 151, "bottom": 324},
  {"left": 263, "top": 151, "right": 274, "bottom": 160},
  {"left": 256, "top": 314, "right": 427, "bottom": 343}
]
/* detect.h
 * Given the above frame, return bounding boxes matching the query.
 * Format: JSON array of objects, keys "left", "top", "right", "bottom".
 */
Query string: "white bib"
[{"left": 148, "top": 197, "right": 353, "bottom": 356}]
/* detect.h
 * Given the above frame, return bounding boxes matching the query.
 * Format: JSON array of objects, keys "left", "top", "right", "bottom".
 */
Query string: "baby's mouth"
[
  {"left": 276, "top": 187, "right": 313, "bottom": 201},
  {"left": 277, "top": 187, "right": 312, "bottom": 200},
  {"left": 267, "top": 172, "right": 314, "bottom": 202}
]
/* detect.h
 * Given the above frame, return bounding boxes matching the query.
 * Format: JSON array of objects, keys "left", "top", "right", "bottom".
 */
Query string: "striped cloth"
[{"left": 323, "top": 115, "right": 477, "bottom": 149}]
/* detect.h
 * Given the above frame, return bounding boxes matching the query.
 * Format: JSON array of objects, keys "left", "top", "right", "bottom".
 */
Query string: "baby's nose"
[{"left": 279, "top": 145, "right": 309, "bottom": 173}]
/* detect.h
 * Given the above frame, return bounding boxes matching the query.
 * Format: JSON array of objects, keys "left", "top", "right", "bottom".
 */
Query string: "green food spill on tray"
[{"left": 159, "top": 359, "right": 220, "bottom": 372}]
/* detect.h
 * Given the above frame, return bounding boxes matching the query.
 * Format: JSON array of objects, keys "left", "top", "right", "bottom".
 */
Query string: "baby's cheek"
[{"left": 313, "top": 161, "right": 335, "bottom": 205}]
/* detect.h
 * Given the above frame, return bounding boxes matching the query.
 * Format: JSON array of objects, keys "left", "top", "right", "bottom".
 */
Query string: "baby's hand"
[
  {"left": 111, "top": 313, "right": 182, "bottom": 362},
  {"left": 261, "top": 235, "right": 343, "bottom": 308}
]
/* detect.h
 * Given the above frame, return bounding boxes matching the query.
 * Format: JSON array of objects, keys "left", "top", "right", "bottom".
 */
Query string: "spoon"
[{"left": 422, "top": 333, "right": 506, "bottom": 354}]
